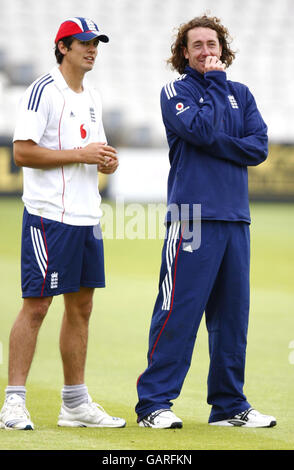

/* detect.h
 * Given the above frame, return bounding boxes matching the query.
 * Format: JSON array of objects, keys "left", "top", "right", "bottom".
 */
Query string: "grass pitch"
[{"left": 0, "top": 198, "right": 293, "bottom": 451}]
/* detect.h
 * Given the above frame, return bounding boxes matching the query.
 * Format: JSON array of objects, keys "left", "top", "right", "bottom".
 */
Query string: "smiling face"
[
  {"left": 183, "top": 27, "right": 222, "bottom": 74},
  {"left": 58, "top": 37, "right": 99, "bottom": 73}
]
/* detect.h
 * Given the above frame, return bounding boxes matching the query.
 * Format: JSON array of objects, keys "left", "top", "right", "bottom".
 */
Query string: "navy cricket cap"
[{"left": 55, "top": 17, "right": 109, "bottom": 44}]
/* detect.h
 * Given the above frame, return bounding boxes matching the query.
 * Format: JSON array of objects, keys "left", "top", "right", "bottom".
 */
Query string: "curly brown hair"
[{"left": 167, "top": 15, "right": 236, "bottom": 74}]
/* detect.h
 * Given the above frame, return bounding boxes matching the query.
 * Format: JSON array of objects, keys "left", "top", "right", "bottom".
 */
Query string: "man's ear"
[
  {"left": 183, "top": 46, "right": 189, "bottom": 60},
  {"left": 219, "top": 44, "right": 223, "bottom": 60},
  {"left": 57, "top": 41, "right": 68, "bottom": 56}
]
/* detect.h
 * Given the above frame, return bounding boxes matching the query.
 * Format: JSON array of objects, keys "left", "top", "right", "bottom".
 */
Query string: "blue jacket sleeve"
[
  {"left": 161, "top": 71, "right": 229, "bottom": 147},
  {"left": 206, "top": 87, "right": 268, "bottom": 167}
]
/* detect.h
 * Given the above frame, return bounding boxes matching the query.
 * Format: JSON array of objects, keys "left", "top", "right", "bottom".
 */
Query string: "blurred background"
[{"left": 0, "top": 0, "right": 294, "bottom": 201}]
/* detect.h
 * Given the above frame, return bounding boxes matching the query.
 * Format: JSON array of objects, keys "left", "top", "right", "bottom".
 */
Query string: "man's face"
[
  {"left": 60, "top": 38, "right": 99, "bottom": 72},
  {"left": 183, "top": 27, "right": 222, "bottom": 74}
]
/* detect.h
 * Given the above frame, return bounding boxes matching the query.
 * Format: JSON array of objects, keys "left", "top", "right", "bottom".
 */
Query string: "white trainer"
[
  {"left": 139, "top": 409, "right": 183, "bottom": 429},
  {"left": 0, "top": 394, "right": 34, "bottom": 430},
  {"left": 57, "top": 396, "right": 126, "bottom": 428},
  {"left": 209, "top": 407, "right": 277, "bottom": 428}
]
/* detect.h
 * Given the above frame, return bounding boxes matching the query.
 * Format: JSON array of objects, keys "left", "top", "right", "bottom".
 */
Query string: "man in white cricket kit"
[{"left": 0, "top": 17, "right": 126, "bottom": 430}]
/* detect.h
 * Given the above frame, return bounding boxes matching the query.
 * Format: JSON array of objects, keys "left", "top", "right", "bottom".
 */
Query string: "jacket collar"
[
  {"left": 184, "top": 65, "right": 206, "bottom": 82},
  {"left": 184, "top": 65, "right": 227, "bottom": 83}
]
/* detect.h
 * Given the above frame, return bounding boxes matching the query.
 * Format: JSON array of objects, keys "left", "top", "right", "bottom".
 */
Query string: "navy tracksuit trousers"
[{"left": 136, "top": 220, "right": 251, "bottom": 423}]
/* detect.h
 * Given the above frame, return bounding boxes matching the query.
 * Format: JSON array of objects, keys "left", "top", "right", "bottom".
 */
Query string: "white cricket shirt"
[{"left": 13, "top": 66, "right": 107, "bottom": 225}]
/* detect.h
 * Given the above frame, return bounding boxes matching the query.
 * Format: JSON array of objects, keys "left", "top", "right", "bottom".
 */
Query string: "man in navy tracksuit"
[{"left": 136, "top": 15, "right": 277, "bottom": 429}]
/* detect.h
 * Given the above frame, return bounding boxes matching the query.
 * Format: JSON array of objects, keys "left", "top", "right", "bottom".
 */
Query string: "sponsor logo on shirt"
[
  {"left": 176, "top": 102, "right": 190, "bottom": 115},
  {"left": 80, "top": 123, "right": 90, "bottom": 142}
]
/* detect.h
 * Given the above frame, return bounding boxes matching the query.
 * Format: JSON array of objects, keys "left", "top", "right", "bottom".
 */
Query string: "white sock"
[
  {"left": 5, "top": 385, "right": 26, "bottom": 403},
  {"left": 62, "top": 384, "right": 88, "bottom": 409}
]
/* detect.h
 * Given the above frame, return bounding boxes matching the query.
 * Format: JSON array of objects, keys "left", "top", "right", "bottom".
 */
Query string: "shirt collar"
[{"left": 50, "top": 66, "right": 89, "bottom": 92}]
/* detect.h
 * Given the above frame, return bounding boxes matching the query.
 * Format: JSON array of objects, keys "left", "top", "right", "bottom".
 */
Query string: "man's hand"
[
  {"left": 99, "top": 155, "right": 119, "bottom": 174},
  {"left": 204, "top": 56, "right": 226, "bottom": 73},
  {"left": 13, "top": 140, "right": 118, "bottom": 170},
  {"left": 80, "top": 142, "right": 117, "bottom": 165}
]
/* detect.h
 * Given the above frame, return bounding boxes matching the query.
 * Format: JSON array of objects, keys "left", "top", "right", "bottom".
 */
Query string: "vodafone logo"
[
  {"left": 176, "top": 102, "right": 184, "bottom": 111},
  {"left": 80, "top": 123, "right": 90, "bottom": 142},
  {"left": 175, "top": 102, "right": 190, "bottom": 115}
]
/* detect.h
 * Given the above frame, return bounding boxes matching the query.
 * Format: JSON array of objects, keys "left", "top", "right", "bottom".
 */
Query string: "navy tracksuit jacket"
[{"left": 136, "top": 66, "right": 268, "bottom": 423}]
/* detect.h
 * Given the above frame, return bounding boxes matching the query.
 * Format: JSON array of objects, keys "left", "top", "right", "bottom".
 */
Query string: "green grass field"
[{"left": 0, "top": 198, "right": 293, "bottom": 451}]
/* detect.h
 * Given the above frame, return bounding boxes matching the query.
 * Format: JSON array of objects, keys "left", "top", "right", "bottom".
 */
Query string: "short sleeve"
[{"left": 13, "top": 79, "right": 50, "bottom": 144}]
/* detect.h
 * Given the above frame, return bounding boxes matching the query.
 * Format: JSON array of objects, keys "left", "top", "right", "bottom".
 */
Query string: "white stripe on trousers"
[
  {"left": 30, "top": 226, "right": 47, "bottom": 279},
  {"left": 161, "top": 221, "right": 181, "bottom": 310}
]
